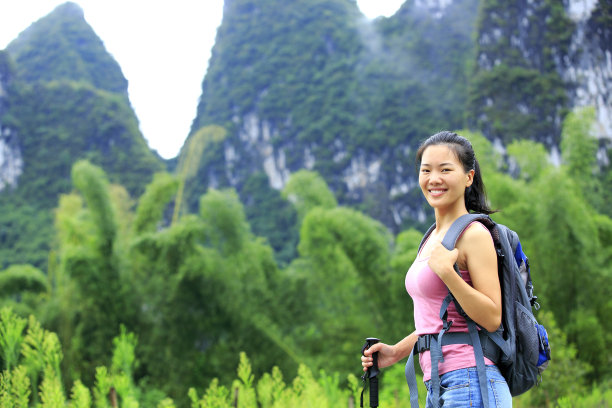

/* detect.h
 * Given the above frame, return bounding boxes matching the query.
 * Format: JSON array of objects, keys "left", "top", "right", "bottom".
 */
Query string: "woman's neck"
[{"left": 434, "top": 207, "right": 469, "bottom": 232}]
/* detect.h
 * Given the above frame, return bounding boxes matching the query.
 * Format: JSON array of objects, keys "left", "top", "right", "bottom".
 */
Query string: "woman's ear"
[{"left": 466, "top": 169, "right": 475, "bottom": 187}]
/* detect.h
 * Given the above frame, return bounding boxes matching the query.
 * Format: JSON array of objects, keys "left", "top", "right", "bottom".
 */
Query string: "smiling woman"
[{"left": 362, "top": 131, "right": 511, "bottom": 408}]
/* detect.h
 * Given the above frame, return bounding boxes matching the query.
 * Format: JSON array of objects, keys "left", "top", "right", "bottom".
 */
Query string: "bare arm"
[
  {"left": 361, "top": 331, "right": 418, "bottom": 372},
  {"left": 427, "top": 224, "right": 501, "bottom": 332}
]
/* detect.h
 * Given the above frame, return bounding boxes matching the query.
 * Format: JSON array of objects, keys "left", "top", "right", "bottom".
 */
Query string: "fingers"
[
  {"left": 361, "top": 354, "right": 373, "bottom": 371},
  {"left": 362, "top": 342, "right": 382, "bottom": 356},
  {"left": 361, "top": 342, "right": 382, "bottom": 371}
]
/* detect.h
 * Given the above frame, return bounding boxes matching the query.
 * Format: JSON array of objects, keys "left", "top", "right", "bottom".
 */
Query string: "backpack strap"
[
  {"left": 440, "top": 213, "right": 493, "bottom": 251},
  {"left": 417, "top": 222, "right": 437, "bottom": 253}
]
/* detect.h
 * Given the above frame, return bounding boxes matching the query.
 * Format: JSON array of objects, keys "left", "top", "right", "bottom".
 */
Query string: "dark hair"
[{"left": 416, "top": 131, "right": 496, "bottom": 214}]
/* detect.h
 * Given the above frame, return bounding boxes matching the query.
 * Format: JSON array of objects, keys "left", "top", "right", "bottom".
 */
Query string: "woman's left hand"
[{"left": 427, "top": 240, "right": 459, "bottom": 282}]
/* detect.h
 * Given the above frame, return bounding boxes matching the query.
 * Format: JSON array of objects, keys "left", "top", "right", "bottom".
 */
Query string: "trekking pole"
[{"left": 360, "top": 337, "right": 380, "bottom": 408}]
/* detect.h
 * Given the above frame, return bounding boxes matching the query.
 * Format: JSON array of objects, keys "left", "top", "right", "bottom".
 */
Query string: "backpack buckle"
[
  {"left": 415, "top": 334, "right": 434, "bottom": 354},
  {"left": 443, "top": 320, "right": 453, "bottom": 331}
]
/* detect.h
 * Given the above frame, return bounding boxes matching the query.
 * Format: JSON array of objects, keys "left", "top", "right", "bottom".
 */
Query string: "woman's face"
[{"left": 418, "top": 144, "right": 474, "bottom": 211}]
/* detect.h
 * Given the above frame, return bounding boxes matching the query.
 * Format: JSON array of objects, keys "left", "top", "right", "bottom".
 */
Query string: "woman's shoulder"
[
  {"left": 458, "top": 221, "right": 494, "bottom": 250},
  {"left": 456, "top": 220, "right": 496, "bottom": 270}
]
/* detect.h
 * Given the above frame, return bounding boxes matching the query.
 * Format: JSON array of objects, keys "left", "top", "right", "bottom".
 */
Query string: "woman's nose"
[{"left": 429, "top": 170, "right": 443, "bottom": 183}]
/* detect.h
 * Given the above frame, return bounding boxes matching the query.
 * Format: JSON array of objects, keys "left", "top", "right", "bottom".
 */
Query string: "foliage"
[
  {"left": 588, "top": 0, "right": 612, "bottom": 52},
  {"left": 467, "top": 109, "right": 612, "bottom": 384},
  {"left": 467, "top": 0, "right": 574, "bottom": 146},
  {"left": 467, "top": 64, "right": 568, "bottom": 145},
  {"left": 0, "top": 1, "right": 610, "bottom": 403},
  {"left": 0, "top": 198, "right": 54, "bottom": 270},
  {"left": 0, "top": 307, "right": 27, "bottom": 371},
  {"left": 7, "top": 80, "right": 163, "bottom": 204},
  {"left": 3, "top": 312, "right": 604, "bottom": 407},
  {"left": 6, "top": 2, "right": 128, "bottom": 95},
  {"left": 241, "top": 171, "right": 298, "bottom": 266},
  {"left": 281, "top": 169, "right": 337, "bottom": 221},
  {"left": 173, "top": 126, "right": 227, "bottom": 224},
  {"left": 0, "top": 264, "right": 48, "bottom": 298},
  {"left": 1, "top": 3, "right": 164, "bottom": 272},
  {"left": 182, "top": 0, "right": 483, "bottom": 241},
  {"left": 133, "top": 172, "right": 179, "bottom": 235}
]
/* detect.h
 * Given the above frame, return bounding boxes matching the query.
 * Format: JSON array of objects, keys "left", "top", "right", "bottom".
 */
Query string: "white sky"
[{"left": 0, "top": 1, "right": 404, "bottom": 159}]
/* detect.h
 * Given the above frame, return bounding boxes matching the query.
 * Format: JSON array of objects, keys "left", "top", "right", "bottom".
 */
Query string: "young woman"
[{"left": 361, "top": 131, "right": 512, "bottom": 407}]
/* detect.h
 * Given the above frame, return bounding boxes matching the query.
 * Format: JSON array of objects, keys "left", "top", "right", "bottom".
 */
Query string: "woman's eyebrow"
[{"left": 421, "top": 162, "right": 455, "bottom": 167}]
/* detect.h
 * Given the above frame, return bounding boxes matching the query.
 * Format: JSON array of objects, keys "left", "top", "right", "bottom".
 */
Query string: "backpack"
[{"left": 404, "top": 213, "right": 551, "bottom": 408}]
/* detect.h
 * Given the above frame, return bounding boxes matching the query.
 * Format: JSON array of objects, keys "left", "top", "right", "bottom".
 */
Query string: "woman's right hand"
[{"left": 361, "top": 342, "right": 398, "bottom": 372}]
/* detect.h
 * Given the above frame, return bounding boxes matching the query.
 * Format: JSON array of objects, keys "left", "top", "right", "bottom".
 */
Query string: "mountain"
[
  {"left": 6, "top": 2, "right": 128, "bottom": 96},
  {"left": 185, "top": 0, "right": 481, "bottom": 255},
  {"left": 0, "top": 2, "right": 164, "bottom": 268},
  {"left": 185, "top": 0, "right": 611, "bottom": 253},
  {"left": 467, "top": 0, "right": 611, "bottom": 154},
  {"left": 1, "top": 0, "right": 610, "bottom": 267}
]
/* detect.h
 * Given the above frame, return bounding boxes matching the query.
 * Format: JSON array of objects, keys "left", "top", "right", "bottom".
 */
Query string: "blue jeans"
[{"left": 425, "top": 365, "right": 512, "bottom": 407}]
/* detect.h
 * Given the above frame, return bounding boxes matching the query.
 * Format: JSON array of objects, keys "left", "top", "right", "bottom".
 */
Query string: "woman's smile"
[{"left": 428, "top": 188, "right": 447, "bottom": 197}]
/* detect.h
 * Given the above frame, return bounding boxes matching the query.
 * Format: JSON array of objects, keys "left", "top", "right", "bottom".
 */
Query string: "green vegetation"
[
  {"left": 0, "top": 2, "right": 164, "bottom": 270},
  {"left": 0, "top": 107, "right": 611, "bottom": 406},
  {"left": 0, "top": 79, "right": 164, "bottom": 270},
  {"left": 186, "top": 0, "right": 481, "bottom": 227},
  {"left": 7, "top": 80, "right": 163, "bottom": 203},
  {"left": 1, "top": 1, "right": 611, "bottom": 406},
  {"left": 6, "top": 2, "right": 128, "bottom": 95},
  {"left": 467, "top": 0, "right": 574, "bottom": 146}
]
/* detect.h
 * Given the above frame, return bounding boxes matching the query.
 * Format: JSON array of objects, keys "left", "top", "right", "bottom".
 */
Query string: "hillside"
[
  {"left": 1, "top": 0, "right": 611, "bottom": 267},
  {"left": 184, "top": 0, "right": 482, "bottom": 263},
  {"left": 186, "top": 0, "right": 611, "bottom": 254},
  {"left": 0, "top": 2, "right": 164, "bottom": 268}
]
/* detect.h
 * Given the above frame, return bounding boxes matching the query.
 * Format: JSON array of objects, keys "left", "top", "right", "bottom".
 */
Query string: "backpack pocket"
[
  {"left": 508, "top": 301, "right": 540, "bottom": 395},
  {"left": 515, "top": 301, "right": 540, "bottom": 366}
]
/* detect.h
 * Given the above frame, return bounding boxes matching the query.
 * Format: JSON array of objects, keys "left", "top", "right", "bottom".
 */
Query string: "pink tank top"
[{"left": 405, "top": 222, "right": 494, "bottom": 381}]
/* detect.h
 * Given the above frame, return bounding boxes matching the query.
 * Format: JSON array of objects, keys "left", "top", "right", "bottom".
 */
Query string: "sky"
[{"left": 0, "top": 0, "right": 404, "bottom": 159}]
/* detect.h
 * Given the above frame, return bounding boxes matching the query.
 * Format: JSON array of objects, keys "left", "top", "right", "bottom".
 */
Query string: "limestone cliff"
[
  {"left": 0, "top": 51, "right": 22, "bottom": 192},
  {"left": 469, "top": 0, "right": 610, "bottom": 152}
]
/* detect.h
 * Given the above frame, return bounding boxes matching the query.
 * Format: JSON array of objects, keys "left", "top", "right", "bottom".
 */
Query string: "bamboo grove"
[{"left": 1, "top": 108, "right": 611, "bottom": 406}]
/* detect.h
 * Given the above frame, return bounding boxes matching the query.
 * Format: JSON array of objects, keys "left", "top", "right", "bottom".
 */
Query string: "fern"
[
  {"left": 0, "top": 370, "right": 11, "bottom": 407},
  {"left": 22, "top": 315, "right": 45, "bottom": 376},
  {"left": 256, "top": 366, "right": 285, "bottom": 407},
  {"left": 70, "top": 380, "right": 92, "bottom": 408},
  {"left": 200, "top": 378, "right": 232, "bottom": 408},
  {"left": 93, "top": 366, "right": 111, "bottom": 408},
  {"left": 156, "top": 398, "right": 176, "bottom": 408},
  {"left": 0, "top": 307, "right": 27, "bottom": 371},
  {"left": 39, "top": 365, "right": 65, "bottom": 408},
  {"left": 111, "top": 325, "right": 138, "bottom": 381},
  {"left": 9, "top": 366, "right": 31, "bottom": 408},
  {"left": 187, "top": 387, "right": 200, "bottom": 408}
]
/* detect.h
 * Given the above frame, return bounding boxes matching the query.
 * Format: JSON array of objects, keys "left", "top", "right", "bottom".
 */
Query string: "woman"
[{"left": 361, "top": 131, "right": 512, "bottom": 407}]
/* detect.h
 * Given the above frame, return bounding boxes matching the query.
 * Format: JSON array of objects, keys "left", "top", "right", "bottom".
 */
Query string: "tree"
[
  {"left": 51, "top": 160, "right": 131, "bottom": 383},
  {"left": 282, "top": 170, "right": 338, "bottom": 222},
  {"left": 293, "top": 205, "right": 395, "bottom": 372}
]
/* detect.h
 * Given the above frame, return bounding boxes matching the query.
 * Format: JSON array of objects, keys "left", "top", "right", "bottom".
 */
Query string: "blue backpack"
[{"left": 405, "top": 213, "right": 551, "bottom": 408}]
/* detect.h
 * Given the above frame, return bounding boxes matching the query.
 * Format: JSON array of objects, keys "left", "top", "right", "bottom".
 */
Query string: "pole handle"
[{"left": 361, "top": 337, "right": 380, "bottom": 407}]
